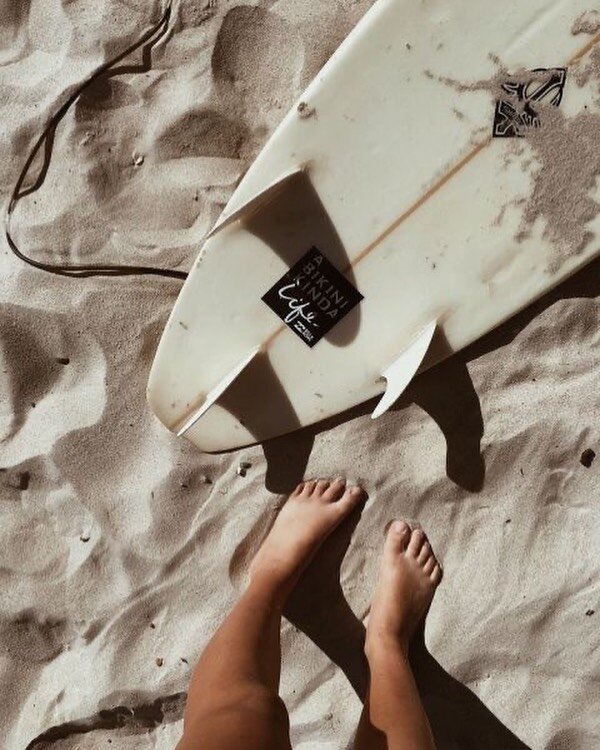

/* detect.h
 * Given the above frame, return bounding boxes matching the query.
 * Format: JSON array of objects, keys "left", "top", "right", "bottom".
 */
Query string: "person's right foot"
[
  {"left": 249, "top": 478, "right": 366, "bottom": 598},
  {"left": 365, "top": 521, "right": 442, "bottom": 657}
]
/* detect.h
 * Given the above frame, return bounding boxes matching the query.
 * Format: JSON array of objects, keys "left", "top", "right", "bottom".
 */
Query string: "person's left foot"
[
  {"left": 249, "top": 478, "right": 365, "bottom": 597},
  {"left": 365, "top": 521, "right": 442, "bottom": 658}
]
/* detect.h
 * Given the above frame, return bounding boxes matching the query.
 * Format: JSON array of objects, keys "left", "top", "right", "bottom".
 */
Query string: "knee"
[
  {"left": 233, "top": 685, "right": 290, "bottom": 728},
  {"left": 183, "top": 685, "right": 290, "bottom": 749},
  {"left": 186, "top": 683, "right": 289, "bottom": 730}
]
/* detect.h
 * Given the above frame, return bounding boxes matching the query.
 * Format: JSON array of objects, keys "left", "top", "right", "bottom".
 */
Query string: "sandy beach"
[{"left": 1, "top": 1, "right": 599, "bottom": 748}]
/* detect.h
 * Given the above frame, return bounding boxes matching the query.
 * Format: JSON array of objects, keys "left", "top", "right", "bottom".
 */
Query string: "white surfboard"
[{"left": 148, "top": 0, "right": 600, "bottom": 452}]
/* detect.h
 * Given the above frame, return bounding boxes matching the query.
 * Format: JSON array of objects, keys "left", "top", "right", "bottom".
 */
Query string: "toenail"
[
  {"left": 334, "top": 476, "right": 345, "bottom": 483},
  {"left": 392, "top": 521, "right": 407, "bottom": 534},
  {"left": 350, "top": 486, "right": 362, "bottom": 495}
]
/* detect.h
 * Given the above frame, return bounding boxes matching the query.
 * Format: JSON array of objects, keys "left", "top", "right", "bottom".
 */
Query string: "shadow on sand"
[
  {"left": 262, "top": 255, "right": 600, "bottom": 496},
  {"left": 266, "top": 260, "right": 600, "bottom": 745},
  {"left": 284, "top": 505, "right": 532, "bottom": 750}
]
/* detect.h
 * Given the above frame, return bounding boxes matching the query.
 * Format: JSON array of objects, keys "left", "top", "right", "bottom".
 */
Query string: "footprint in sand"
[
  {"left": 211, "top": 6, "right": 304, "bottom": 127},
  {"left": 154, "top": 107, "right": 248, "bottom": 161},
  {"left": 0, "top": 304, "right": 106, "bottom": 462},
  {"left": 76, "top": 77, "right": 141, "bottom": 114},
  {"left": 0, "top": 0, "right": 30, "bottom": 66},
  {"left": 0, "top": 304, "right": 71, "bottom": 442}
]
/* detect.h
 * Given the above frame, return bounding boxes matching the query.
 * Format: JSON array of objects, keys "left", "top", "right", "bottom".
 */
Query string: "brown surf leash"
[{"left": 5, "top": 3, "right": 187, "bottom": 280}]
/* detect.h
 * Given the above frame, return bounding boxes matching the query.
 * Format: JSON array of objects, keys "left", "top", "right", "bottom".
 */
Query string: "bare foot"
[
  {"left": 366, "top": 521, "right": 442, "bottom": 657},
  {"left": 250, "top": 478, "right": 365, "bottom": 597}
]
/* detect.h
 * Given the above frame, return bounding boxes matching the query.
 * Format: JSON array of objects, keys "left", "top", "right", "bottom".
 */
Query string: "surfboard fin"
[
  {"left": 207, "top": 167, "right": 305, "bottom": 238},
  {"left": 371, "top": 320, "right": 437, "bottom": 420},
  {"left": 175, "top": 347, "right": 261, "bottom": 436}
]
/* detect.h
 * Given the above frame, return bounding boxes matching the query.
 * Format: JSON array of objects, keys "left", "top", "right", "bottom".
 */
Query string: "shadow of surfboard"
[
  {"left": 243, "top": 168, "right": 361, "bottom": 348},
  {"left": 258, "top": 255, "right": 600, "bottom": 495},
  {"left": 218, "top": 350, "right": 304, "bottom": 441},
  {"left": 216, "top": 170, "right": 362, "bottom": 442}
]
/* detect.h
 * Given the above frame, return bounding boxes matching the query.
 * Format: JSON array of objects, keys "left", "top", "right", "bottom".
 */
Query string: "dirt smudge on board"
[
  {"left": 572, "top": 11, "right": 600, "bottom": 37},
  {"left": 429, "top": 52, "right": 600, "bottom": 273},
  {"left": 515, "top": 105, "right": 599, "bottom": 269}
]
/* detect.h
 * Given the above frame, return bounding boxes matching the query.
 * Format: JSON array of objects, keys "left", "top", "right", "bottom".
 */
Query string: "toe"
[
  {"left": 315, "top": 479, "right": 330, "bottom": 496},
  {"left": 384, "top": 520, "right": 412, "bottom": 554},
  {"left": 323, "top": 477, "right": 346, "bottom": 502},
  {"left": 407, "top": 528, "right": 426, "bottom": 557},
  {"left": 292, "top": 482, "right": 305, "bottom": 496},
  {"left": 417, "top": 541, "right": 432, "bottom": 565},
  {"left": 335, "top": 484, "right": 366, "bottom": 513},
  {"left": 422, "top": 556, "right": 436, "bottom": 575},
  {"left": 303, "top": 480, "right": 317, "bottom": 496},
  {"left": 431, "top": 563, "right": 443, "bottom": 585}
]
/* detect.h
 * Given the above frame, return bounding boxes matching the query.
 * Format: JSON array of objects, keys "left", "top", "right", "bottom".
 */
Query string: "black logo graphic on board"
[
  {"left": 262, "top": 247, "right": 363, "bottom": 348},
  {"left": 493, "top": 68, "right": 567, "bottom": 138}
]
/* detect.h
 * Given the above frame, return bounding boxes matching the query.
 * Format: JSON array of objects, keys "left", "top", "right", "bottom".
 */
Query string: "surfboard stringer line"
[
  {"left": 371, "top": 320, "right": 437, "bottom": 419},
  {"left": 207, "top": 166, "right": 306, "bottom": 239},
  {"left": 176, "top": 346, "right": 261, "bottom": 436}
]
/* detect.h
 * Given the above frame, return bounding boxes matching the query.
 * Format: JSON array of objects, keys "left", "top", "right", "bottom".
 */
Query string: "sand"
[{"left": 1, "top": 1, "right": 599, "bottom": 749}]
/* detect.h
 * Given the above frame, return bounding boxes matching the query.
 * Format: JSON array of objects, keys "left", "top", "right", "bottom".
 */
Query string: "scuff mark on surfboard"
[
  {"left": 572, "top": 11, "right": 600, "bottom": 37},
  {"left": 297, "top": 101, "right": 316, "bottom": 119},
  {"left": 572, "top": 46, "right": 600, "bottom": 88}
]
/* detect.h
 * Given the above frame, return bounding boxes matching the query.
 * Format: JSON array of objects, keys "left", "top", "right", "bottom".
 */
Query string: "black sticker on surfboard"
[
  {"left": 262, "top": 247, "right": 363, "bottom": 348},
  {"left": 493, "top": 68, "right": 567, "bottom": 138}
]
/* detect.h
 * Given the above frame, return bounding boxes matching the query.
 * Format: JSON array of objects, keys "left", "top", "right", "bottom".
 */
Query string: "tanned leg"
[
  {"left": 354, "top": 521, "right": 443, "bottom": 750},
  {"left": 176, "top": 478, "right": 366, "bottom": 750}
]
